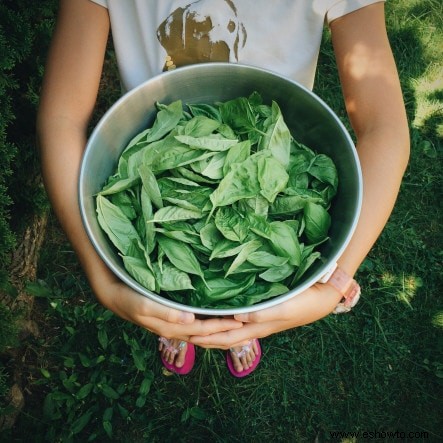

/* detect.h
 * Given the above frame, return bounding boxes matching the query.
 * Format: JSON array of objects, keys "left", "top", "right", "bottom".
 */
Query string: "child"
[{"left": 37, "top": 0, "right": 409, "bottom": 377}]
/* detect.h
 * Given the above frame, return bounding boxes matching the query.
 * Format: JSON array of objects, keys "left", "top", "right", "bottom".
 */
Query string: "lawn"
[{"left": 4, "top": 1, "right": 442, "bottom": 442}]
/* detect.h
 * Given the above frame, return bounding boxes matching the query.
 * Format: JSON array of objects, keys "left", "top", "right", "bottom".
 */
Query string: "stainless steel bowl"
[{"left": 79, "top": 63, "right": 362, "bottom": 315}]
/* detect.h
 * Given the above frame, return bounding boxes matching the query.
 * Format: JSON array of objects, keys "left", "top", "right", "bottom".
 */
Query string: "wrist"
[{"left": 319, "top": 264, "right": 361, "bottom": 314}]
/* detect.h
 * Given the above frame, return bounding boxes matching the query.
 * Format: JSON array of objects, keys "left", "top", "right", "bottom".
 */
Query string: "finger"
[
  {"left": 146, "top": 300, "right": 195, "bottom": 325},
  {"left": 145, "top": 316, "right": 243, "bottom": 341},
  {"left": 190, "top": 324, "right": 264, "bottom": 349}
]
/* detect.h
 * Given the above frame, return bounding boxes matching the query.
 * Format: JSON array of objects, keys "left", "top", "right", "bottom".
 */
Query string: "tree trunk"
[{"left": 0, "top": 210, "right": 48, "bottom": 431}]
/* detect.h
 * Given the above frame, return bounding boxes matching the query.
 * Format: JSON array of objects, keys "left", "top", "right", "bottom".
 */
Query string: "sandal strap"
[
  {"left": 158, "top": 337, "right": 186, "bottom": 355},
  {"left": 230, "top": 340, "right": 253, "bottom": 359}
]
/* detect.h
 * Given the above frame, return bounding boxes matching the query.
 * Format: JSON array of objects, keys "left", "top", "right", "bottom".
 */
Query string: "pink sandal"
[
  {"left": 159, "top": 337, "right": 195, "bottom": 375},
  {"left": 226, "top": 339, "right": 261, "bottom": 378}
]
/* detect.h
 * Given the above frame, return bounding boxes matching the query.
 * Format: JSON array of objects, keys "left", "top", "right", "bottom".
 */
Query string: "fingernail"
[
  {"left": 234, "top": 313, "right": 249, "bottom": 322},
  {"left": 179, "top": 312, "right": 194, "bottom": 324}
]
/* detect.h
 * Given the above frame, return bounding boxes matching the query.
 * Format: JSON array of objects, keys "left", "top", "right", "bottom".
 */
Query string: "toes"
[
  {"left": 231, "top": 353, "right": 244, "bottom": 372},
  {"left": 175, "top": 343, "right": 187, "bottom": 368},
  {"left": 159, "top": 338, "right": 185, "bottom": 366},
  {"left": 231, "top": 340, "right": 258, "bottom": 371}
]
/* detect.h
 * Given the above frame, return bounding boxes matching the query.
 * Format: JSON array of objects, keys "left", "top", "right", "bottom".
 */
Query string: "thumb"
[{"left": 165, "top": 306, "right": 195, "bottom": 325}]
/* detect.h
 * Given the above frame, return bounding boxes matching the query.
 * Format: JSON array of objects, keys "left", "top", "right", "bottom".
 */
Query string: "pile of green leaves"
[{"left": 96, "top": 92, "right": 338, "bottom": 308}]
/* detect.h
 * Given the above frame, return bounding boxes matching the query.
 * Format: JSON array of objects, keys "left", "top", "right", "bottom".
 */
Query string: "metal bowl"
[{"left": 79, "top": 63, "right": 362, "bottom": 315}]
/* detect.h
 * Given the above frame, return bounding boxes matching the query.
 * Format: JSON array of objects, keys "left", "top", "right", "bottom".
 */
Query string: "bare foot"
[
  {"left": 228, "top": 339, "right": 259, "bottom": 373},
  {"left": 158, "top": 337, "right": 188, "bottom": 368}
]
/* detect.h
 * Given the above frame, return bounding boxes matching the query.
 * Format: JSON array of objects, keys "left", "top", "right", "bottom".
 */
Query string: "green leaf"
[
  {"left": 140, "top": 186, "right": 156, "bottom": 254},
  {"left": 153, "top": 262, "right": 195, "bottom": 291},
  {"left": 209, "top": 238, "right": 245, "bottom": 260},
  {"left": 214, "top": 206, "right": 250, "bottom": 242},
  {"left": 121, "top": 255, "right": 157, "bottom": 292},
  {"left": 96, "top": 195, "right": 141, "bottom": 255},
  {"left": 308, "top": 154, "right": 338, "bottom": 190},
  {"left": 99, "top": 176, "right": 140, "bottom": 196},
  {"left": 259, "top": 101, "right": 291, "bottom": 169},
  {"left": 247, "top": 251, "right": 289, "bottom": 267},
  {"left": 222, "top": 139, "right": 251, "bottom": 175},
  {"left": 183, "top": 115, "right": 221, "bottom": 136},
  {"left": 192, "top": 273, "right": 255, "bottom": 304},
  {"left": 209, "top": 151, "right": 264, "bottom": 210},
  {"left": 269, "top": 221, "right": 302, "bottom": 266},
  {"left": 139, "top": 163, "right": 163, "bottom": 208},
  {"left": 219, "top": 96, "right": 257, "bottom": 134},
  {"left": 200, "top": 222, "right": 224, "bottom": 250},
  {"left": 97, "top": 328, "right": 108, "bottom": 350},
  {"left": 157, "top": 236, "right": 207, "bottom": 284},
  {"left": 100, "top": 384, "right": 120, "bottom": 400},
  {"left": 151, "top": 206, "right": 202, "bottom": 223},
  {"left": 303, "top": 202, "right": 331, "bottom": 243},
  {"left": 189, "top": 406, "right": 207, "bottom": 420},
  {"left": 236, "top": 282, "right": 289, "bottom": 306},
  {"left": 131, "top": 348, "right": 147, "bottom": 372},
  {"left": 225, "top": 240, "right": 262, "bottom": 277},
  {"left": 187, "top": 103, "right": 222, "bottom": 121},
  {"left": 40, "top": 368, "right": 51, "bottom": 379},
  {"left": 197, "top": 151, "right": 228, "bottom": 179},
  {"left": 43, "top": 393, "right": 60, "bottom": 420},
  {"left": 259, "top": 263, "right": 295, "bottom": 282},
  {"left": 70, "top": 410, "right": 93, "bottom": 435},
  {"left": 103, "top": 420, "right": 113, "bottom": 438},
  {"left": 175, "top": 134, "right": 238, "bottom": 151},
  {"left": 139, "top": 372, "right": 154, "bottom": 395},
  {"left": 76, "top": 383, "right": 94, "bottom": 400},
  {"left": 258, "top": 155, "right": 289, "bottom": 203}
]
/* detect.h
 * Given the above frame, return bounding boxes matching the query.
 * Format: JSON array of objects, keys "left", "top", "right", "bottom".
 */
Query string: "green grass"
[{"left": 4, "top": 0, "right": 442, "bottom": 442}]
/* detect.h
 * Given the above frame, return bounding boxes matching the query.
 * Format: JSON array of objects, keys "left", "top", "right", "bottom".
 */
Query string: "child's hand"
[
  {"left": 189, "top": 283, "right": 343, "bottom": 349},
  {"left": 94, "top": 278, "right": 243, "bottom": 341}
]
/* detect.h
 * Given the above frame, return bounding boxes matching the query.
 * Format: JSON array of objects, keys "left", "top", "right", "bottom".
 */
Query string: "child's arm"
[
  {"left": 190, "top": 2, "right": 410, "bottom": 349},
  {"left": 37, "top": 0, "right": 242, "bottom": 339}
]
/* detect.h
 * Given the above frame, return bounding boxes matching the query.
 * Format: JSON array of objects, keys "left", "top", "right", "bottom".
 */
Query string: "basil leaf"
[
  {"left": 308, "top": 154, "right": 338, "bottom": 191},
  {"left": 247, "top": 251, "right": 289, "bottom": 268},
  {"left": 200, "top": 222, "right": 224, "bottom": 250},
  {"left": 259, "top": 101, "right": 291, "bottom": 169},
  {"left": 224, "top": 240, "right": 262, "bottom": 277},
  {"left": 150, "top": 206, "right": 202, "bottom": 223},
  {"left": 96, "top": 195, "right": 140, "bottom": 255},
  {"left": 121, "top": 255, "right": 157, "bottom": 292},
  {"left": 219, "top": 97, "right": 257, "bottom": 134},
  {"left": 303, "top": 202, "right": 331, "bottom": 243},
  {"left": 214, "top": 206, "right": 250, "bottom": 242},
  {"left": 139, "top": 164, "right": 163, "bottom": 209},
  {"left": 157, "top": 235, "right": 207, "bottom": 285},
  {"left": 100, "top": 175, "right": 140, "bottom": 196},
  {"left": 175, "top": 134, "right": 238, "bottom": 152},
  {"left": 209, "top": 152, "right": 265, "bottom": 210},
  {"left": 187, "top": 103, "right": 222, "bottom": 122},
  {"left": 183, "top": 116, "right": 221, "bottom": 137},
  {"left": 235, "top": 282, "right": 288, "bottom": 306},
  {"left": 192, "top": 273, "right": 256, "bottom": 305},
  {"left": 140, "top": 186, "right": 156, "bottom": 254},
  {"left": 152, "top": 262, "right": 195, "bottom": 291},
  {"left": 118, "top": 100, "right": 184, "bottom": 177},
  {"left": 269, "top": 221, "right": 302, "bottom": 266},
  {"left": 258, "top": 263, "right": 295, "bottom": 282},
  {"left": 258, "top": 155, "right": 289, "bottom": 203},
  {"left": 222, "top": 140, "right": 251, "bottom": 176}
]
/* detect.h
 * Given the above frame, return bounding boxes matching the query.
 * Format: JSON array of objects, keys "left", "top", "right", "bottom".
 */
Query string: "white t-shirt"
[{"left": 90, "top": 0, "right": 384, "bottom": 91}]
